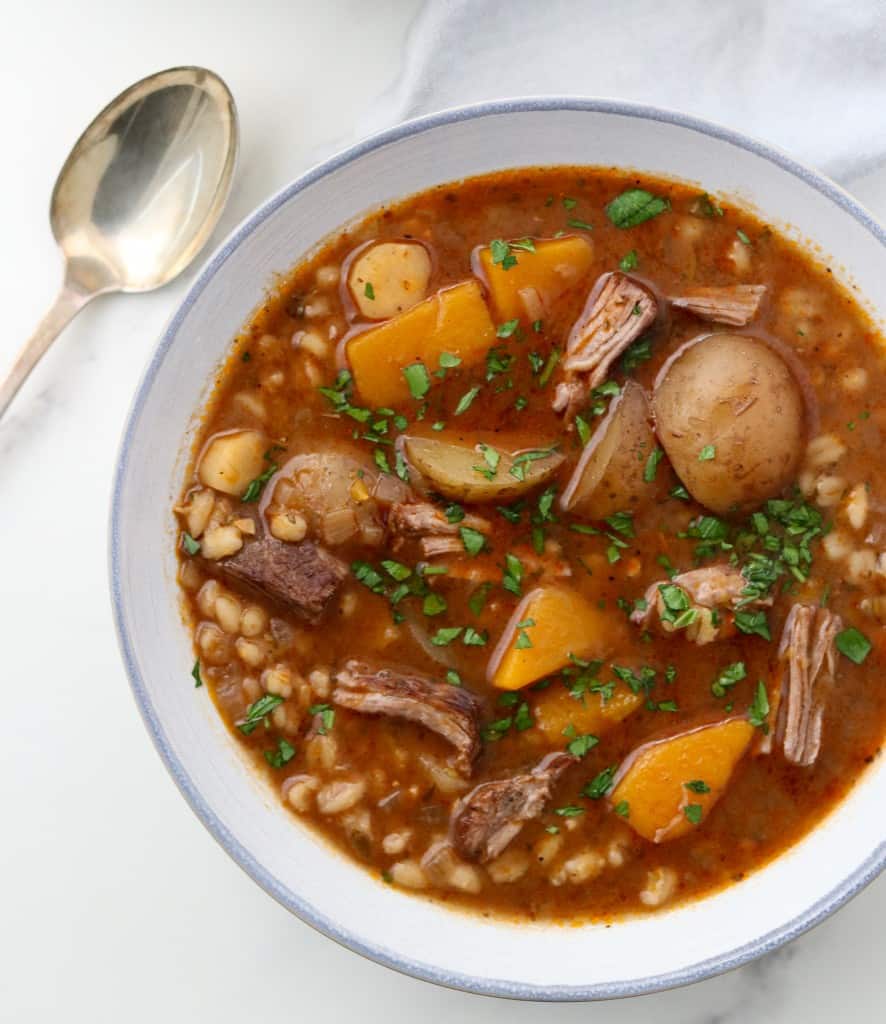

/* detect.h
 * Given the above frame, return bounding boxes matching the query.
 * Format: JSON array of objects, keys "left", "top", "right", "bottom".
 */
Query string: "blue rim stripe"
[{"left": 109, "top": 96, "right": 886, "bottom": 1002}]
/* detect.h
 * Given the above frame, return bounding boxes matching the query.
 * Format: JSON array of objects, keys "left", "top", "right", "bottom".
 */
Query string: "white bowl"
[{"left": 110, "top": 98, "right": 886, "bottom": 1000}]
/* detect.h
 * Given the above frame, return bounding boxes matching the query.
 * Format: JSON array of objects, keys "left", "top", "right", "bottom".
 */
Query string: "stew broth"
[{"left": 174, "top": 168, "right": 886, "bottom": 921}]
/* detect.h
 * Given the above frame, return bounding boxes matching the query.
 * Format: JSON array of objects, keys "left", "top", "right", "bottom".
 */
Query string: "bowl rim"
[{"left": 109, "top": 95, "right": 886, "bottom": 1002}]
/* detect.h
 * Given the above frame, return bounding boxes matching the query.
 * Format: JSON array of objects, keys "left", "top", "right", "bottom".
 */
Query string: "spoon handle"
[{"left": 0, "top": 280, "right": 93, "bottom": 418}]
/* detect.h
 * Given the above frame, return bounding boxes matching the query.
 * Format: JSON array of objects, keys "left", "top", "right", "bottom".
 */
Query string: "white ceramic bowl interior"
[{"left": 110, "top": 99, "right": 886, "bottom": 1000}]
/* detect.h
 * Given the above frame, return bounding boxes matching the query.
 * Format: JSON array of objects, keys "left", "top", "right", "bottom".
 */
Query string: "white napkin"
[{"left": 363, "top": 0, "right": 886, "bottom": 183}]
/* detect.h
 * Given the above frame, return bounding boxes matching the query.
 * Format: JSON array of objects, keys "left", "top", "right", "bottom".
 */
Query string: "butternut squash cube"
[
  {"left": 609, "top": 718, "right": 755, "bottom": 843},
  {"left": 488, "top": 585, "right": 623, "bottom": 691},
  {"left": 346, "top": 280, "right": 495, "bottom": 406},
  {"left": 476, "top": 236, "right": 594, "bottom": 322},
  {"left": 535, "top": 685, "right": 643, "bottom": 743}
]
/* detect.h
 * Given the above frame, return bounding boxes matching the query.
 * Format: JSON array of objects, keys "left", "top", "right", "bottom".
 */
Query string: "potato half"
[
  {"left": 403, "top": 435, "right": 563, "bottom": 503},
  {"left": 652, "top": 333, "right": 805, "bottom": 514},
  {"left": 560, "top": 381, "right": 658, "bottom": 518},
  {"left": 347, "top": 241, "right": 432, "bottom": 320}
]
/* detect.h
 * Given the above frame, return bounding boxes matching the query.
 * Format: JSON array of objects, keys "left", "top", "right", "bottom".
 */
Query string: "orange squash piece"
[
  {"left": 488, "top": 585, "right": 623, "bottom": 691},
  {"left": 535, "top": 685, "right": 643, "bottom": 742},
  {"left": 346, "top": 280, "right": 495, "bottom": 406},
  {"left": 609, "top": 718, "right": 755, "bottom": 843},
  {"left": 476, "top": 236, "right": 595, "bottom": 322}
]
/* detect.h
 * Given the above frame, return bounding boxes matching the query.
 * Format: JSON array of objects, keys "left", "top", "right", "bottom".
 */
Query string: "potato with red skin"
[
  {"left": 560, "top": 381, "right": 659, "bottom": 518},
  {"left": 652, "top": 334, "right": 805, "bottom": 514}
]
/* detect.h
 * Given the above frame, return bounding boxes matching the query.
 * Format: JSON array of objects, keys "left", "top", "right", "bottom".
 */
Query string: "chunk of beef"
[
  {"left": 631, "top": 564, "right": 772, "bottom": 645},
  {"left": 670, "top": 284, "right": 767, "bottom": 326},
  {"left": 775, "top": 604, "right": 842, "bottom": 766},
  {"left": 388, "top": 501, "right": 490, "bottom": 558},
  {"left": 212, "top": 536, "right": 347, "bottom": 624},
  {"left": 553, "top": 272, "right": 658, "bottom": 422},
  {"left": 449, "top": 751, "right": 577, "bottom": 862},
  {"left": 333, "top": 660, "right": 482, "bottom": 774}
]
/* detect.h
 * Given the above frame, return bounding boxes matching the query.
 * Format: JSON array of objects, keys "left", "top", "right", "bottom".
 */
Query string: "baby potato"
[
  {"left": 347, "top": 241, "right": 432, "bottom": 319},
  {"left": 652, "top": 334, "right": 805, "bottom": 514},
  {"left": 403, "top": 435, "right": 563, "bottom": 503},
  {"left": 560, "top": 381, "right": 658, "bottom": 518},
  {"left": 198, "top": 430, "right": 267, "bottom": 496}
]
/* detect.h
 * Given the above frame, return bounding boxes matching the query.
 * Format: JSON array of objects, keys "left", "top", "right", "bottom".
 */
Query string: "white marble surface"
[{"left": 1, "top": 2, "right": 885, "bottom": 1020}]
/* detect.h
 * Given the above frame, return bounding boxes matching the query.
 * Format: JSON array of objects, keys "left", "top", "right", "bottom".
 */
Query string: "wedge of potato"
[
  {"left": 609, "top": 717, "right": 755, "bottom": 842},
  {"left": 535, "top": 684, "right": 643, "bottom": 743},
  {"left": 347, "top": 241, "right": 432, "bottom": 320},
  {"left": 198, "top": 430, "right": 267, "bottom": 497},
  {"left": 476, "top": 236, "right": 594, "bottom": 322},
  {"left": 488, "top": 585, "right": 623, "bottom": 691},
  {"left": 560, "top": 381, "right": 658, "bottom": 518},
  {"left": 403, "top": 435, "right": 563, "bottom": 503},
  {"left": 346, "top": 280, "right": 495, "bottom": 406}
]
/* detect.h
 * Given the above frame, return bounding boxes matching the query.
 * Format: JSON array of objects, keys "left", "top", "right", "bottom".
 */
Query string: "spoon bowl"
[{"left": 0, "top": 66, "right": 238, "bottom": 415}]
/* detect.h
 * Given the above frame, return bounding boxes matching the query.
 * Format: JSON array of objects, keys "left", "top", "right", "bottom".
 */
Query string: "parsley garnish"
[
  {"left": 619, "top": 250, "right": 639, "bottom": 271},
  {"left": 685, "top": 780, "right": 711, "bottom": 793},
  {"left": 454, "top": 386, "right": 481, "bottom": 415},
  {"left": 748, "top": 681, "right": 770, "bottom": 731},
  {"left": 191, "top": 659, "right": 203, "bottom": 688},
  {"left": 583, "top": 764, "right": 617, "bottom": 798},
  {"left": 182, "top": 531, "right": 201, "bottom": 555},
  {"left": 238, "top": 694, "right": 284, "bottom": 735},
  {"left": 402, "top": 362, "right": 431, "bottom": 400},
  {"left": 684, "top": 804, "right": 703, "bottom": 825},
  {"left": 606, "top": 189, "right": 670, "bottom": 228},
  {"left": 264, "top": 738, "right": 296, "bottom": 768},
  {"left": 712, "top": 661, "right": 746, "bottom": 698},
  {"left": 836, "top": 627, "right": 872, "bottom": 664},
  {"left": 309, "top": 703, "right": 335, "bottom": 734},
  {"left": 460, "top": 526, "right": 486, "bottom": 556}
]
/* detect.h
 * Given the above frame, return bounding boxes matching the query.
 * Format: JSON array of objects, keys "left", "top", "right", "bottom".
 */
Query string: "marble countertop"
[{"left": 2, "top": 2, "right": 884, "bottom": 1020}]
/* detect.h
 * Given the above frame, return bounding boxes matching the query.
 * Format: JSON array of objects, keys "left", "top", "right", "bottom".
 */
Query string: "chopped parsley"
[
  {"left": 614, "top": 800, "right": 630, "bottom": 818},
  {"left": 490, "top": 238, "right": 518, "bottom": 270},
  {"left": 182, "top": 532, "right": 200, "bottom": 555},
  {"left": 309, "top": 703, "right": 335, "bottom": 734},
  {"left": 191, "top": 659, "right": 203, "bottom": 688},
  {"left": 242, "top": 448, "right": 281, "bottom": 502},
  {"left": 583, "top": 764, "right": 617, "bottom": 798},
  {"left": 264, "top": 738, "right": 296, "bottom": 768},
  {"left": 605, "top": 188, "right": 670, "bottom": 228},
  {"left": 363, "top": 281, "right": 375, "bottom": 300},
  {"left": 621, "top": 336, "right": 652, "bottom": 371},
  {"left": 685, "top": 780, "right": 711, "bottom": 794},
  {"left": 566, "top": 733, "right": 599, "bottom": 758},
  {"left": 735, "top": 609, "right": 771, "bottom": 641},
  {"left": 459, "top": 526, "right": 486, "bottom": 555},
  {"left": 454, "top": 386, "right": 481, "bottom": 415},
  {"left": 748, "top": 681, "right": 770, "bottom": 731},
  {"left": 643, "top": 448, "right": 663, "bottom": 482},
  {"left": 238, "top": 694, "right": 284, "bottom": 735},
  {"left": 402, "top": 362, "right": 431, "bottom": 400},
  {"left": 431, "top": 626, "right": 462, "bottom": 646},
  {"left": 422, "top": 592, "right": 447, "bottom": 616},
  {"left": 496, "top": 319, "right": 520, "bottom": 339},
  {"left": 712, "top": 661, "right": 746, "bottom": 698},
  {"left": 683, "top": 804, "right": 703, "bottom": 825},
  {"left": 698, "top": 444, "right": 716, "bottom": 462},
  {"left": 555, "top": 804, "right": 585, "bottom": 818},
  {"left": 619, "top": 249, "right": 639, "bottom": 271},
  {"left": 836, "top": 627, "right": 872, "bottom": 664}
]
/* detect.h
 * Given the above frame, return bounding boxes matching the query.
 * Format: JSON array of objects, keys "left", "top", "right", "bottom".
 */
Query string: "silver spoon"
[{"left": 0, "top": 66, "right": 238, "bottom": 418}]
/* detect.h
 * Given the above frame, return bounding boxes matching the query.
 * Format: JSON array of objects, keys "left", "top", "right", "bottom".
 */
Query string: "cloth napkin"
[{"left": 362, "top": 0, "right": 886, "bottom": 183}]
